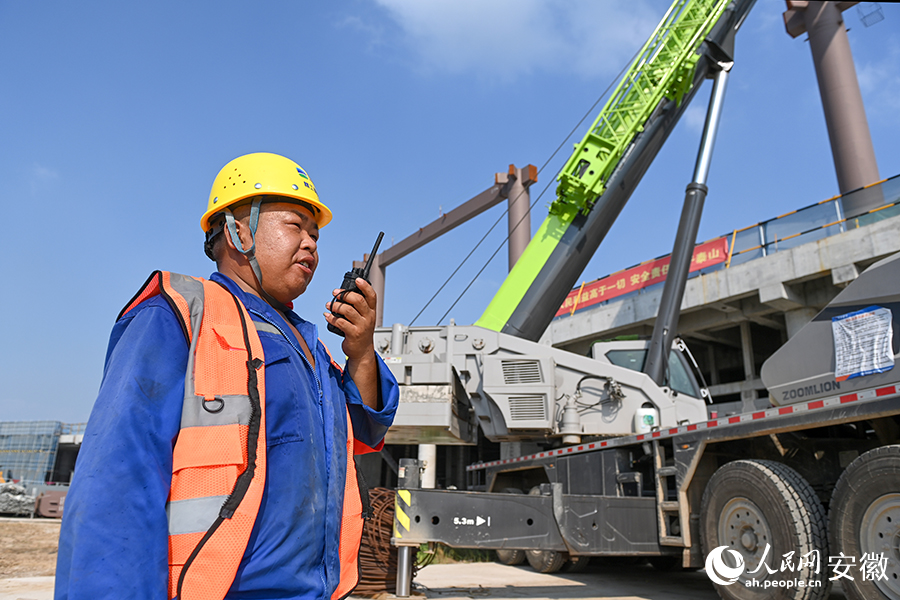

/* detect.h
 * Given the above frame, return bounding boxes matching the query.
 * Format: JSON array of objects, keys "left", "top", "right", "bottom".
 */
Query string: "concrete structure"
[
  {"left": 784, "top": 1, "right": 880, "bottom": 200},
  {"left": 0, "top": 421, "right": 84, "bottom": 486},
  {"left": 541, "top": 208, "right": 900, "bottom": 414}
]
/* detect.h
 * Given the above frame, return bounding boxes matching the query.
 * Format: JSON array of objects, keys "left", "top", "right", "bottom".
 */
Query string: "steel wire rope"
[
  {"left": 408, "top": 51, "right": 639, "bottom": 326},
  {"left": 407, "top": 178, "right": 545, "bottom": 326},
  {"left": 435, "top": 180, "right": 551, "bottom": 325}
]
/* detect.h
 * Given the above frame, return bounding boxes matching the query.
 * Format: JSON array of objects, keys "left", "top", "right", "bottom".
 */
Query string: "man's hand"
[
  {"left": 325, "top": 278, "right": 379, "bottom": 409},
  {"left": 325, "top": 278, "right": 377, "bottom": 359}
]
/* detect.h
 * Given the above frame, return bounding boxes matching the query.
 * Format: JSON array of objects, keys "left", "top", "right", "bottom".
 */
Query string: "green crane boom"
[
  {"left": 555, "top": 0, "right": 729, "bottom": 215},
  {"left": 475, "top": 0, "right": 746, "bottom": 340}
]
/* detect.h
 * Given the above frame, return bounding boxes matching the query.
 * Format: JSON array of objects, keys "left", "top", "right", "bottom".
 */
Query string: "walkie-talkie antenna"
[{"left": 360, "top": 232, "right": 385, "bottom": 279}]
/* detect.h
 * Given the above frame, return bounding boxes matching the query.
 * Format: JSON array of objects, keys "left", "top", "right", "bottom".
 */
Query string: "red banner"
[{"left": 555, "top": 237, "right": 729, "bottom": 317}]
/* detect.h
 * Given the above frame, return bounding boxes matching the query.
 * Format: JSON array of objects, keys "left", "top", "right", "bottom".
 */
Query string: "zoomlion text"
[{"left": 782, "top": 380, "right": 840, "bottom": 401}]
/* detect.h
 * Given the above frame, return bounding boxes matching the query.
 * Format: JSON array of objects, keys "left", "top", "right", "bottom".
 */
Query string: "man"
[{"left": 56, "top": 152, "right": 399, "bottom": 600}]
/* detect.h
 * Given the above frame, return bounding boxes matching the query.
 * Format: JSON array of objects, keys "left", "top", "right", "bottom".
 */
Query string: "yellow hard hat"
[{"left": 200, "top": 152, "right": 333, "bottom": 232}]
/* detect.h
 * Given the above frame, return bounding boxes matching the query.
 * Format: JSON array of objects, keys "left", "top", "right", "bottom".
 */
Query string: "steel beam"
[{"left": 379, "top": 184, "right": 505, "bottom": 268}]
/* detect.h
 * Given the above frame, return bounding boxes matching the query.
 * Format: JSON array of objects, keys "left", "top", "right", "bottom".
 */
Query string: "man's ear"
[{"left": 223, "top": 213, "right": 254, "bottom": 254}]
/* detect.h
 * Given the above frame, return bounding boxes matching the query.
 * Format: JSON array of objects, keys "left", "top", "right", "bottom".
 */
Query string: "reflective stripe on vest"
[
  {"left": 120, "top": 271, "right": 365, "bottom": 600},
  {"left": 122, "top": 271, "right": 266, "bottom": 600}
]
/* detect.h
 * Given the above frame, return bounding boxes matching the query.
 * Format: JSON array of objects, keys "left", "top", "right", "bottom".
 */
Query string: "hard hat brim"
[{"left": 200, "top": 192, "right": 332, "bottom": 232}]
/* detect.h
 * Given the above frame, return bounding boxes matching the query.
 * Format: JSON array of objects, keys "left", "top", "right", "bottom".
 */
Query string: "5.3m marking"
[{"left": 453, "top": 515, "right": 490, "bottom": 526}]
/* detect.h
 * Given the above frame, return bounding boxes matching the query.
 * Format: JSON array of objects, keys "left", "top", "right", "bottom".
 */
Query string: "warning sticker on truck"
[{"left": 832, "top": 306, "right": 894, "bottom": 381}]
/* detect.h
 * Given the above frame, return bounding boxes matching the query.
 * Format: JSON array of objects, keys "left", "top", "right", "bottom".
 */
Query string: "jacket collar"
[{"left": 209, "top": 272, "right": 319, "bottom": 354}]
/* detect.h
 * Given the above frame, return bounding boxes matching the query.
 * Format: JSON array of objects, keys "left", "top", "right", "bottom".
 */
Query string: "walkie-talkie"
[{"left": 327, "top": 231, "right": 384, "bottom": 336}]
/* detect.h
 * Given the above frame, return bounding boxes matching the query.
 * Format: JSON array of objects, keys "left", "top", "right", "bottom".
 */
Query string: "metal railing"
[{"left": 724, "top": 174, "right": 900, "bottom": 268}]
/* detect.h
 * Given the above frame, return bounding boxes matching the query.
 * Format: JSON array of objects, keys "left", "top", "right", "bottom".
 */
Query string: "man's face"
[{"left": 253, "top": 201, "right": 320, "bottom": 303}]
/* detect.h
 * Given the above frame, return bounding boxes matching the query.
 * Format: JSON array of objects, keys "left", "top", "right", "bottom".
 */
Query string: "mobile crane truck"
[{"left": 377, "top": 1, "right": 900, "bottom": 599}]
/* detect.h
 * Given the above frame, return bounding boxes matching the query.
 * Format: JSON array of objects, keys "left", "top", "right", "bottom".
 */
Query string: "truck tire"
[
  {"left": 828, "top": 444, "right": 900, "bottom": 600},
  {"left": 525, "top": 487, "right": 567, "bottom": 573},
  {"left": 699, "top": 460, "right": 830, "bottom": 600},
  {"left": 495, "top": 488, "right": 526, "bottom": 565},
  {"left": 495, "top": 548, "right": 526, "bottom": 565},
  {"left": 562, "top": 555, "right": 591, "bottom": 572},
  {"left": 525, "top": 546, "right": 567, "bottom": 573}
]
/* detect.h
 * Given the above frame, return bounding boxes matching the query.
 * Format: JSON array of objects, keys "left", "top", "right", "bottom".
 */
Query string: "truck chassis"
[{"left": 393, "top": 386, "right": 900, "bottom": 600}]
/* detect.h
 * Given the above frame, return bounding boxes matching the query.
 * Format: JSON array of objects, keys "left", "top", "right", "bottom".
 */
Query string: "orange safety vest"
[{"left": 119, "top": 271, "right": 366, "bottom": 600}]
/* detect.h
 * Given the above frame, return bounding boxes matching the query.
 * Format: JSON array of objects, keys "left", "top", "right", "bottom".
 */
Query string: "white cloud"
[
  {"left": 33, "top": 164, "right": 58, "bottom": 180},
  {"left": 339, "top": 14, "right": 390, "bottom": 51},
  {"left": 369, "top": 0, "right": 664, "bottom": 81},
  {"left": 683, "top": 104, "right": 707, "bottom": 134},
  {"left": 857, "top": 37, "right": 900, "bottom": 115},
  {"left": 31, "top": 164, "right": 59, "bottom": 196}
]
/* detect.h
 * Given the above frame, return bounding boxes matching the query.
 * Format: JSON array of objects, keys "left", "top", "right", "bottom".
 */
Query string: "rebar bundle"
[{"left": 355, "top": 487, "right": 406, "bottom": 596}]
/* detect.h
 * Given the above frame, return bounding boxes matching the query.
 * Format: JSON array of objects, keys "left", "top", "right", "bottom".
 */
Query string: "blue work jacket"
[{"left": 55, "top": 272, "right": 398, "bottom": 600}]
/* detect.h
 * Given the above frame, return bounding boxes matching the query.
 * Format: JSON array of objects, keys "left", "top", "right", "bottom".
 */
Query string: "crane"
[{"left": 382, "top": 3, "right": 900, "bottom": 599}]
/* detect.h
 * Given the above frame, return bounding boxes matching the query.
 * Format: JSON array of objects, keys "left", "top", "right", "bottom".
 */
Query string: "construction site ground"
[{"left": 0, "top": 517, "right": 851, "bottom": 600}]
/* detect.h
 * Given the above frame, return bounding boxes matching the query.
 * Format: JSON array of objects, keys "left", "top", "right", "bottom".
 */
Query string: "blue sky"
[{"left": 2, "top": 1, "right": 898, "bottom": 422}]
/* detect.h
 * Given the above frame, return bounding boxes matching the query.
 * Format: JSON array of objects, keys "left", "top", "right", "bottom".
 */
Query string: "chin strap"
[{"left": 223, "top": 197, "right": 291, "bottom": 313}]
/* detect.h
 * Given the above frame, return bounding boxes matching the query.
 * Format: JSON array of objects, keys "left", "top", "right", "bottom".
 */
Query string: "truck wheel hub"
[
  {"left": 718, "top": 497, "right": 772, "bottom": 577},
  {"left": 740, "top": 530, "right": 758, "bottom": 552},
  {"left": 860, "top": 492, "right": 900, "bottom": 598}
]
